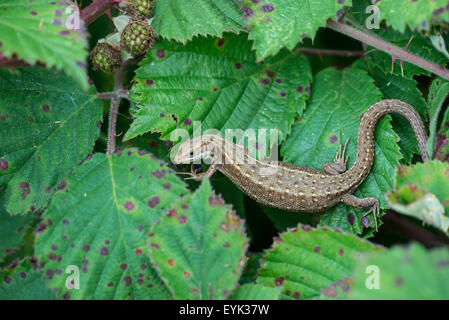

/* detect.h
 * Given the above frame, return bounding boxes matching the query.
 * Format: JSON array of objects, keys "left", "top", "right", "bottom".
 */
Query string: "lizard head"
[{"left": 171, "top": 134, "right": 221, "bottom": 165}]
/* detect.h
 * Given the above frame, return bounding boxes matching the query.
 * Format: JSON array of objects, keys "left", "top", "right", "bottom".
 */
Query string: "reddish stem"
[
  {"left": 80, "top": 0, "right": 122, "bottom": 26},
  {"left": 326, "top": 19, "right": 449, "bottom": 81}
]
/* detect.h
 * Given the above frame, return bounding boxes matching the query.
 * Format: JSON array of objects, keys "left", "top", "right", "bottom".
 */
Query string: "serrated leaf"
[
  {"left": 280, "top": 66, "right": 402, "bottom": 234},
  {"left": 0, "top": 193, "right": 34, "bottom": 263},
  {"left": 0, "top": 67, "right": 102, "bottom": 215},
  {"left": 364, "top": 28, "right": 448, "bottom": 79},
  {"left": 342, "top": 243, "right": 449, "bottom": 299},
  {"left": 0, "top": 0, "right": 89, "bottom": 90},
  {"left": 127, "top": 33, "right": 311, "bottom": 152},
  {"left": 229, "top": 283, "right": 281, "bottom": 300},
  {"left": 427, "top": 78, "right": 449, "bottom": 159},
  {"left": 256, "top": 225, "right": 381, "bottom": 300},
  {"left": 149, "top": 179, "right": 248, "bottom": 300},
  {"left": 386, "top": 160, "right": 449, "bottom": 234},
  {"left": 34, "top": 150, "right": 189, "bottom": 299},
  {"left": 151, "top": 0, "right": 243, "bottom": 43},
  {"left": 0, "top": 259, "right": 57, "bottom": 300},
  {"left": 378, "top": 0, "right": 449, "bottom": 33},
  {"left": 242, "top": 0, "right": 348, "bottom": 60}
]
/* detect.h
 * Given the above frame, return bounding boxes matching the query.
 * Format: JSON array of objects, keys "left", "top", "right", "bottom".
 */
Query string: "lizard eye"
[{"left": 190, "top": 151, "right": 194, "bottom": 157}]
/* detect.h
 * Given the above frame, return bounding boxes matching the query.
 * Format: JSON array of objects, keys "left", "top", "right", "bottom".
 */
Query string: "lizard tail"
[{"left": 345, "top": 99, "right": 428, "bottom": 187}]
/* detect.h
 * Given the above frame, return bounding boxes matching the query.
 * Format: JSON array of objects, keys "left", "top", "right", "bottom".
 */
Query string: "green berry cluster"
[
  {"left": 127, "top": 0, "right": 153, "bottom": 19},
  {"left": 120, "top": 20, "right": 156, "bottom": 56},
  {"left": 90, "top": 43, "right": 122, "bottom": 72}
]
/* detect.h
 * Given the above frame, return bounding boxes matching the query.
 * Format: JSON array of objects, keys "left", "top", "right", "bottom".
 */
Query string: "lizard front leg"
[
  {"left": 177, "top": 164, "right": 218, "bottom": 181},
  {"left": 322, "top": 139, "right": 349, "bottom": 174},
  {"left": 341, "top": 194, "right": 380, "bottom": 231}
]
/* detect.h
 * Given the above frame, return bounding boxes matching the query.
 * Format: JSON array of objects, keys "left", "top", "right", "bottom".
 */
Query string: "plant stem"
[
  {"left": 106, "top": 95, "right": 120, "bottom": 155},
  {"left": 81, "top": 0, "right": 121, "bottom": 26},
  {"left": 326, "top": 19, "right": 449, "bottom": 81},
  {"left": 298, "top": 48, "right": 364, "bottom": 57}
]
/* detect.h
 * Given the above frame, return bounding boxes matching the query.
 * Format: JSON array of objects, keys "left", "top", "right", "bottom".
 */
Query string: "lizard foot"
[
  {"left": 334, "top": 138, "right": 349, "bottom": 168},
  {"left": 363, "top": 201, "right": 380, "bottom": 232},
  {"left": 176, "top": 164, "right": 217, "bottom": 181}
]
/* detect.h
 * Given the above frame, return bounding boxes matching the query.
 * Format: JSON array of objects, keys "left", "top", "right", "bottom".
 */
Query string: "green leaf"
[
  {"left": 427, "top": 78, "right": 449, "bottom": 158},
  {"left": 0, "top": 193, "right": 34, "bottom": 263},
  {"left": 230, "top": 283, "right": 281, "bottom": 300},
  {"left": 378, "top": 0, "right": 449, "bottom": 33},
  {"left": 152, "top": 0, "right": 243, "bottom": 43},
  {"left": 343, "top": 243, "right": 449, "bottom": 299},
  {"left": 242, "top": 0, "right": 348, "bottom": 60},
  {"left": 149, "top": 179, "right": 248, "bottom": 299},
  {"left": 0, "top": 0, "right": 89, "bottom": 90},
  {"left": 127, "top": 33, "right": 312, "bottom": 152},
  {"left": 239, "top": 252, "right": 263, "bottom": 285},
  {"left": 281, "top": 66, "right": 402, "bottom": 234},
  {"left": 256, "top": 225, "right": 381, "bottom": 300},
  {"left": 0, "top": 259, "right": 57, "bottom": 300},
  {"left": 0, "top": 67, "right": 102, "bottom": 215},
  {"left": 364, "top": 28, "right": 448, "bottom": 79},
  {"left": 263, "top": 206, "right": 314, "bottom": 232},
  {"left": 34, "top": 150, "right": 189, "bottom": 299},
  {"left": 386, "top": 160, "right": 449, "bottom": 234},
  {"left": 355, "top": 61, "right": 427, "bottom": 162}
]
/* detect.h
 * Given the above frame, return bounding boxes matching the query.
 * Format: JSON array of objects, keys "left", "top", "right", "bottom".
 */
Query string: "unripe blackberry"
[
  {"left": 126, "top": 0, "right": 153, "bottom": 19},
  {"left": 90, "top": 43, "right": 122, "bottom": 72},
  {"left": 120, "top": 20, "right": 156, "bottom": 56}
]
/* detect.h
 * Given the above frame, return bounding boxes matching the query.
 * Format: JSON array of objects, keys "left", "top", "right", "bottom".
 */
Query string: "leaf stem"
[
  {"left": 326, "top": 19, "right": 449, "bottom": 81},
  {"left": 298, "top": 48, "right": 364, "bottom": 57},
  {"left": 80, "top": 0, "right": 122, "bottom": 26}
]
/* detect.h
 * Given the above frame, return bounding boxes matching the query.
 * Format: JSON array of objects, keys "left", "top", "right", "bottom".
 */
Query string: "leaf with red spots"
[
  {"left": 281, "top": 66, "right": 402, "bottom": 234},
  {"left": 257, "top": 225, "right": 381, "bottom": 300},
  {"left": 0, "top": 259, "right": 57, "bottom": 300},
  {"left": 243, "top": 0, "right": 347, "bottom": 60},
  {"left": 378, "top": 0, "right": 449, "bottom": 33},
  {"left": 339, "top": 243, "right": 449, "bottom": 299},
  {"left": 229, "top": 283, "right": 281, "bottom": 300},
  {"left": 126, "top": 33, "right": 311, "bottom": 155},
  {"left": 149, "top": 179, "right": 248, "bottom": 299},
  {"left": 386, "top": 160, "right": 449, "bottom": 235},
  {"left": 35, "top": 150, "right": 188, "bottom": 299},
  {"left": 0, "top": 193, "right": 35, "bottom": 264},
  {"left": 151, "top": 0, "right": 243, "bottom": 43},
  {"left": 0, "top": 0, "right": 89, "bottom": 90},
  {"left": 0, "top": 67, "right": 102, "bottom": 215}
]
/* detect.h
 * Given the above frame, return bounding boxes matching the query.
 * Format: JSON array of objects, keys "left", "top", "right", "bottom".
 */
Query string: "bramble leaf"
[
  {"left": 34, "top": 150, "right": 188, "bottom": 299},
  {"left": 378, "top": 0, "right": 449, "bottom": 33},
  {"left": 152, "top": 0, "right": 243, "bottom": 43},
  {"left": 0, "top": 259, "right": 57, "bottom": 300},
  {"left": 230, "top": 283, "right": 281, "bottom": 300},
  {"left": 256, "top": 225, "right": 382, "bottom": 300},
  {"left": 341, "top": 243, "right": 449, "bottom": 299},
  {"left": 149, "top": 179, "right": 248, "bottom": 299},
  {"left": 427, "top": 78, "right": 449, "bottom": 159},
  {"left": 281, "top": 66, "right": 402, "bottom": 234},
  {"left": 242, "top": 0, "right": 347, "bottom": 60},
  {"left": 126, "top": 33, "right": 312, "bottom": 154},
  {"left": 386, "top": 160, "right": 449, "bottom": 234},
  {"left": 0, "top": 0, "right": 89, "bottom": 90},
  {"left": 0, "top": 67, "right": 102, "bottom": 215}
]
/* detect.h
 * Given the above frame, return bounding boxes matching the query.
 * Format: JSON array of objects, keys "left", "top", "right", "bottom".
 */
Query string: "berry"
[
  {"left": 90, "top": 43, "right": 121, "bottom": 72},
  {"left": 121, "top": 20, "right": 156, "bottom": 56},
  {"left": 126, "top": 0, "right": 153, "bottom": 19}
]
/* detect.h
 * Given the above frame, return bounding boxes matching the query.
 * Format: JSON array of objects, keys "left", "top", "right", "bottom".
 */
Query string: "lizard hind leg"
[
  {"left": 177, "top": 164, "right": 218, "bottom": 181},
  {"left": 341, "top": 194, "right": 380, "bottom": 232},
  {"left": 322, "top": 139, "right": 349, "bottom": 175}
]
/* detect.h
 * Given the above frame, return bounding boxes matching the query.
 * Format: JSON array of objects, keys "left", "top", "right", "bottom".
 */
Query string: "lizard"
[{"left": 171, "top": 99, "right": 429, "bottom": 231}]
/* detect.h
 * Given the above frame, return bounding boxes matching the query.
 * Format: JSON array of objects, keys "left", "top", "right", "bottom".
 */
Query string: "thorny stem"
[
  {"left": 326, "top": 19, "right": 449, "bottom": 81},
  {"left": 80, "top": 0, "right": 122, "bottom": 26}
]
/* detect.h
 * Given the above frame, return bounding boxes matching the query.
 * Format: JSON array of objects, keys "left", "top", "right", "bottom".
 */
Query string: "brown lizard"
[{"left": 172, "top": 99, "right": 429, "bottom": 230}]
